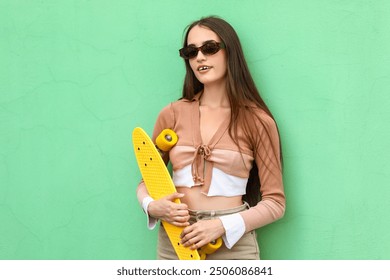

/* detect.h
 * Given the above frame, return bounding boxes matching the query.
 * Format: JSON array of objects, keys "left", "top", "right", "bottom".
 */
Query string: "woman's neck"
[{"left": 201, "top": 83, "right": 229, "bottom": 108}]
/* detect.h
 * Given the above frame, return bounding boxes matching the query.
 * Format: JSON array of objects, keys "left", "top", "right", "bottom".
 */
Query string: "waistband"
[{"left": 188, "top": 202, "right": 249, "bottom": 223}]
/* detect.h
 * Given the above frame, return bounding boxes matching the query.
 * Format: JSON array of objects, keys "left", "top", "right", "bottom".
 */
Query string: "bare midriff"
[{"left": 177, "top": 186, "right": 243, "bottom": 211}]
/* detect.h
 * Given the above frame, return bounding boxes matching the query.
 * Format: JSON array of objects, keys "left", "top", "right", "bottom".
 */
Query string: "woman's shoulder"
[
  {"left": 242, "top": 102, "right": 276, "bottom": 126},
  {"left": 158, "top": 99, "right": 190, "bottom": 114},
  {"left": 156, "top": 96, "right": 197, "bottom": 123},
  {"left": 160, "top": 94, "right": 199, "bottom": 113}
]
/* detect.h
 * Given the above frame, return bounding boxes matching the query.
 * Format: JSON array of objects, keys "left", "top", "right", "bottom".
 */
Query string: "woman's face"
[{"left": 186, "top": 25, "right": 227, "bottom": 87}]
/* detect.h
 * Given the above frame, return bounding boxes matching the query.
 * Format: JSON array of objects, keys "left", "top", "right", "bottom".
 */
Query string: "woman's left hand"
[{"left": 180, "top": 219, "right": 225, "bottom": 250}]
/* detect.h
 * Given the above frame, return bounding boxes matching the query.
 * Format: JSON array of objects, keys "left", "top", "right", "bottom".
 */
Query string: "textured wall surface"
[{"left": 1, "top": 0, "right": 389, "bottom": 260}]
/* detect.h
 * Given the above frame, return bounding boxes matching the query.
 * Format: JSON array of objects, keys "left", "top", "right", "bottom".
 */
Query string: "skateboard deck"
[{"left": 132, "top": 127, "right": 200, "bottom": 260}]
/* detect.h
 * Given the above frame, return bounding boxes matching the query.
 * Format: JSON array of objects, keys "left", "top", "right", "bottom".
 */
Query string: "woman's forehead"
[{"left": 187, "top": 25, "right": 221, "bottom": 46}]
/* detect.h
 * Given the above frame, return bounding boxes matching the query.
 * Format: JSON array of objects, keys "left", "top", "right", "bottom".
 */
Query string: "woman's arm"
[
  {"left": 136, "top": 180, "right": 190, "bottom": 228},
  {"left": 240, "top": 113, "right": 286, "bottom": 232}
]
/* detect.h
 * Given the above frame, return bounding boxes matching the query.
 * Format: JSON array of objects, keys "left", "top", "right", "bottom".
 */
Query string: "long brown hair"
[{"left": 180, "top": 16, "right": 282, "bottom": 206}]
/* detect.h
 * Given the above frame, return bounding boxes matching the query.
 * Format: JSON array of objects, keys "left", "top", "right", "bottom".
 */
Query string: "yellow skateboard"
[{"left": 132, "top": 127, "right": 222, "bottom": 260}]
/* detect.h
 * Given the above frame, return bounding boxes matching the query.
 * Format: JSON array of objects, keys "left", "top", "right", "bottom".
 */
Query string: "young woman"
[{"left": 136, "top": 16, "right": 285, "bottom": 260}]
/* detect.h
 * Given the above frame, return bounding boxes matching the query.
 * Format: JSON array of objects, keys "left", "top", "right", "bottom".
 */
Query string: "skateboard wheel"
[
  {"left": 202, "top": 237, "right": 223, "bottom": 254},
  {"left": 198, "top": 237, "right": 223, "bottom": 259},
  {"left": 156, "top": 129, "right": 178, "bottom": 152}
]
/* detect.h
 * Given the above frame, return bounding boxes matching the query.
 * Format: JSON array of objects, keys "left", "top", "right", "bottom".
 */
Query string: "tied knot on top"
[
  {"left": 191, "top": 145, "right": 212, "bottom": 189},
  {"left": 196, "top": 144, "right": 211, "bottom": 159}
]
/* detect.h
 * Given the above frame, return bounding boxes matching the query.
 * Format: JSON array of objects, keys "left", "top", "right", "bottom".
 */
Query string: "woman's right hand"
[{"left": 148, "top": 193, "right": 190, "bottom": 227}]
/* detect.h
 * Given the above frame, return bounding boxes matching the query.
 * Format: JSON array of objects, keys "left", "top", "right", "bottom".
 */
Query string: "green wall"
[{"left": 1, "top": 0, "right": 389, "bottom": 260}]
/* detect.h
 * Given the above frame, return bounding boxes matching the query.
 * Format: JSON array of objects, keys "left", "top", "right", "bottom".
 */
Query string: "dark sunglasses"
[{"left": 179, "top": 40, "right": 225, "bottom": 59}]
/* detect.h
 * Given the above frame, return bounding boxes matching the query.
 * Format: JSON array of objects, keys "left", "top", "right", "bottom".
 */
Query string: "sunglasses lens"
[
  {"left": 202, "top": 42, "right": 220, "bottom": 55},
  {"left": 180, "top": 47, "right": 198, "bottom": 59}
]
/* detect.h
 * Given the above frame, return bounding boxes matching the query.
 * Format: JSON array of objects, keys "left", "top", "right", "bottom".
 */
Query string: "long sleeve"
[
  {"left": 136, "top": 181, "right": 158, "bottom": 229},
  {"left": 240, "top": 112, "right": 286, "bottom": 232},
  {"left": 151, "top": 103, "right": 175, "bottom": 164},
  {"left": 135, "top": 104, "right": 176, "bottom": 228}
]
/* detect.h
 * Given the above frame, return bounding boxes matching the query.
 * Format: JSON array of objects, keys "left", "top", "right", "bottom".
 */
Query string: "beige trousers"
[{"left": 157, "top": 203, "right": 260, "bottom": 260}]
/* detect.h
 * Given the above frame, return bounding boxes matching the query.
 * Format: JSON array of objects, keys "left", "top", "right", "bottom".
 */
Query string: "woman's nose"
[{"left": 196, "top": 50, "right": 206, "bottom": 61}]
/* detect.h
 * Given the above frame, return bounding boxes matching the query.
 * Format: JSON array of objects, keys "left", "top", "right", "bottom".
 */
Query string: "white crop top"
[{"left": 173, "top": 164, "right": 248, "bottom": 196}]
